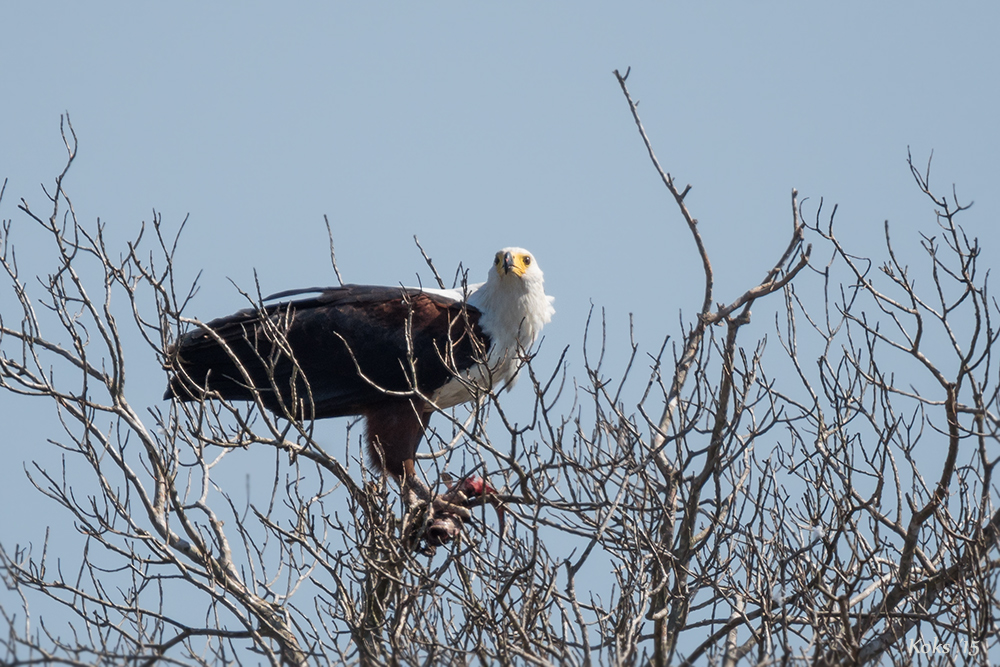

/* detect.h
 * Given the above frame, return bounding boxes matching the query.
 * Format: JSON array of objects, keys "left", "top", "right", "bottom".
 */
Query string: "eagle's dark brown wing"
[{"left": 164, "top": 285, "right": 487, "bottom": 422}]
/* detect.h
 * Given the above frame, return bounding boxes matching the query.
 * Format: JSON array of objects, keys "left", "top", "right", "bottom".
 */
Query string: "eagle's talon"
[
  {"left": 401, "top": 495, "right": 467, "bottom": 553},
  {"left": 433, "top": 496, "right": 473, "bottom": 521},
  {"left": 401, "top": 474, "right": 470, "bottom": 519},
  {"left": 401, "top": 473, "right": 476, "bottom": 551}
]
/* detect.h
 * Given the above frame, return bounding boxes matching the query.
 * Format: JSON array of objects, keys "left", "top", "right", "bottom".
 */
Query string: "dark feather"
[{"left": 164, "top": 285, "right": 488, "bottom": 423}]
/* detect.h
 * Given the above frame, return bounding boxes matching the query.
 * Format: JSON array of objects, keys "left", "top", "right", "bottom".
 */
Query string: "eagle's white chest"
[{"left": 429, "top": 273, "right": 553, "bottom": 409}]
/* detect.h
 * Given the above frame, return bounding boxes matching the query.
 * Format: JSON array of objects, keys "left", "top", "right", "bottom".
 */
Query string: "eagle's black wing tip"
[{"left": 163, "top": 374, "right": 193, "bottom": 401}]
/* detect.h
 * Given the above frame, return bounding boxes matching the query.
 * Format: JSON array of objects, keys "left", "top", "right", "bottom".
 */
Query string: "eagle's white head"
[
  {"left": 490, "top": 246, "right": 546, "bottom": 288},
  {"left": 467, "top": 247, "right": 554, "bottom": 387}
]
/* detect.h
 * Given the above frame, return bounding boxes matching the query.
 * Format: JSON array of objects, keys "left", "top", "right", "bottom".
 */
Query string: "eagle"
[{"left": 164, "top": 247, "right": 554, "bottom": 546}]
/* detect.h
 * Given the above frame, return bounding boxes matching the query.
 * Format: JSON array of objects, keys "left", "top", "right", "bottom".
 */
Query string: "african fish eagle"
[{"left": 164, "top": 247, "right": 553, "bottom": 539}]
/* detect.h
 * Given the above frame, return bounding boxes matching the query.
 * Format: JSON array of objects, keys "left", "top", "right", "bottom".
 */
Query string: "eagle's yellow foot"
[
  {"left": 402, "top": 475, "right": 473, "bottom": 519},
  {"left": 401, "top": 474, "right": 506, "bottom": 554},
  {"left": 401, "top": 475, "right": 472, "bottom": 554}
]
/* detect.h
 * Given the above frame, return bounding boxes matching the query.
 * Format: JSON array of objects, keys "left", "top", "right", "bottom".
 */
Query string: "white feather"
[{"left": 430, "top": 247, "right": 554, "bottom": 407}]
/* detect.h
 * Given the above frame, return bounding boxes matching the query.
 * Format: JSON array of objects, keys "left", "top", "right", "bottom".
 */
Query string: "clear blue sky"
[{"left": 2, "top": 1, "right": 999, "bottom": 656}]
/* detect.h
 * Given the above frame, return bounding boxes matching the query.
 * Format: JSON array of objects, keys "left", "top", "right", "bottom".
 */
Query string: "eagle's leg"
[{"left": 364, "top": 401, "right": 471, "bottom": 550}]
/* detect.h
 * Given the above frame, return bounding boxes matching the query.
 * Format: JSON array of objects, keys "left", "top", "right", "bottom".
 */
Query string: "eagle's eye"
[
  {"left": 523, "top": 256, "right": 531, "bottom": 266},
  {"left": 494, "top": 255, "right": 501, "bottom": 265}
]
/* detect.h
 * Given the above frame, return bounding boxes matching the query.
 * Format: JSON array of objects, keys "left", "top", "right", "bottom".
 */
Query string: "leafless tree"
[{"left": 1, "top": 73, "right": 997, "bottom": 666}]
